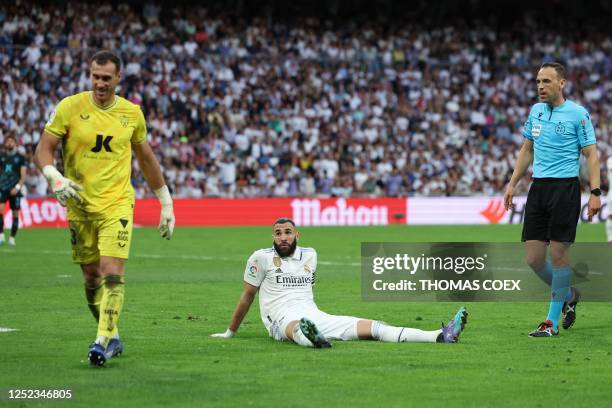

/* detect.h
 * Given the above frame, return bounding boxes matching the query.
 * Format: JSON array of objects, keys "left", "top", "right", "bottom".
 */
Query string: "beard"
[{"left": 274, "top": 239, "right": 297, "bottom": 258}]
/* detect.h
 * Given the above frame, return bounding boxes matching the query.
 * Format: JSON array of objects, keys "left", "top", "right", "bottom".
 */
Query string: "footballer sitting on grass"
[{"left": 211, "top": 217, "right": 468, "bottom": 348}]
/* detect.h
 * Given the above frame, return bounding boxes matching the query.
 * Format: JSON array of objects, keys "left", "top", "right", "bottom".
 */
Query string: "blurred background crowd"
[{"left": 0, "top": 0, "right": 610, "bottom": 198}]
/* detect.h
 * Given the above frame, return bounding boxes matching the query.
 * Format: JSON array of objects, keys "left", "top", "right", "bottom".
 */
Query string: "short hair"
[
  {"left": 540, "top": 62, "right": 566, "bottom": 80},
  {"left": 273, "top": 217, "right": 296, "bottom": 227},
  {"left": 4, "top": 134, "right": 16, "bottom": 142},
  {"left": 90, "top": 50, "right": 122, "bottom": 73}
]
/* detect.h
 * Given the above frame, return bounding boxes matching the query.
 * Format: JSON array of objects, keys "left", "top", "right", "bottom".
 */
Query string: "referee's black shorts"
[{"left": 521, "top": 177, "right": 581, "bottom": 243}]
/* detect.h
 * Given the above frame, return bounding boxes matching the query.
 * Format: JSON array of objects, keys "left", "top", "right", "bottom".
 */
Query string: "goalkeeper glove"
[
  {"left": 154, "top": 185, "right": 175, "bottom": 240},
  {"left": 42, "top": 165, "right": 83, "bottom": 206},
  {"left": 210, "top": 329, "right": 235, "bottom": 338}
]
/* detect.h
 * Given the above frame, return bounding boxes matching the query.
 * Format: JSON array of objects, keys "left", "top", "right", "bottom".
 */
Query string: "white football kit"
[{"left": 243, "top": 246, "right": 360, "bottom": 341}]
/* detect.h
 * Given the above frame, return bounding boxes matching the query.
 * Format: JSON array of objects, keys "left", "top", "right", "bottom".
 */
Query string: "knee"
[
  {"left": 285, "top": 320, "right": 299, "bottom": 340},
  {"left": 549, "top": 245, "right": 569, "bottom": 268},
  {"left": 81, "top": 264, "right": 101, "bottom": 286},
  {"left": 357, "top": 319, "right": 373, "bottom": 340},
  {"left": 525, "top": 253, "right": 545, "bottom": 271},
  {"left": 550, "top": 257, "right": 567, "bottom": 268},
  {"left": 99, "top": 257, "right": 125, "bottom": 277},
  {"left": 83, "top": 274, "right": 102, "bottom": 287}
]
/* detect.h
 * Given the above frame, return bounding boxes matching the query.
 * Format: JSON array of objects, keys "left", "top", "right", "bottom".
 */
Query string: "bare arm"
[
  {"left": 133, "top": 141, "right": 175, "bottom": 239},
  {"left": 228, "top": 282, "right": 259, "bottom": 333},
  {"left": 18, "top": 166, "right": 26, "bottom": 186},
  {"left": 34, "top": 131, "right": 62, "bottom": 170},
  {"left": 582, "top": 144, "right": 601, "bottom": 221},
  {"left": 582, "top": 144, "right": 601, "bottom": 191},
  {"left": 212, "top": 282, "right": 259, "bottom": 337},
  {"left": 132, "top": 142, "right": 166, "bottom": 190},
  {"left": 508, "top": 139, "right": 534, "bottom": 188},
  {"left": 504, "top": 139, "right": 534, "bottom": 210}
]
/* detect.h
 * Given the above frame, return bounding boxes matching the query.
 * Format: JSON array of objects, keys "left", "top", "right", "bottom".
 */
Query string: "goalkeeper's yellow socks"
[{"left": 96, "top": 275, "right": 125, "bottom": 347}]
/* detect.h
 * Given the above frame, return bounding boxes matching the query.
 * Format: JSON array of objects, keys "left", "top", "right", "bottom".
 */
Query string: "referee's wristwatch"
[{"left": 590, "top": 188, "right": 601, "bottom": 197}]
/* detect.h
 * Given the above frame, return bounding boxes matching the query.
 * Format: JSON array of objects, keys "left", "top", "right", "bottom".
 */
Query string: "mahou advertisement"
[{"left": 2, "top": 196, "right": 607, "bottom": 228}]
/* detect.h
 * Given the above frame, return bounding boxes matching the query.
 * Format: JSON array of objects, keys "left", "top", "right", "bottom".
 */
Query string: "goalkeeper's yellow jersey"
[{"left": 44, "top": 91, "right": 147, "bottom": 220}]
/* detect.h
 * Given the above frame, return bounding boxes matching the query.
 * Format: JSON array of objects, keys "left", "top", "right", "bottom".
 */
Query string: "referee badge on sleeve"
[{"left": 532, "top": 124, "right": 542, "bottom": 138}]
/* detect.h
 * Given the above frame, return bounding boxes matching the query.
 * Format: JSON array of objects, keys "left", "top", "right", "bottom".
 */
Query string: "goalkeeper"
[
  {"left": 212, "top": 218, "right": 467, "bottom": 348},
  {"left": 34, "top": 50, "right": 175, "bottom": 367}
]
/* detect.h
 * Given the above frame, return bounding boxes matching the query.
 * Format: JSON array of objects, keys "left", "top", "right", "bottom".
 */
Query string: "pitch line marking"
[
  {"left": 0, "top": 248, "right": 361, "bottom": 267},
  {"left": 0, "top": 327, "right": 18, "bottom": 333},
  {"left": 3, "top": 248, "right": 602, "bottom": 273}
]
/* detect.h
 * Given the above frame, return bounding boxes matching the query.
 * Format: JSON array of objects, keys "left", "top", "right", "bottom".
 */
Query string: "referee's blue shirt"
[{"left": 522, "top": 99, "right": 596, "bottom": 178}]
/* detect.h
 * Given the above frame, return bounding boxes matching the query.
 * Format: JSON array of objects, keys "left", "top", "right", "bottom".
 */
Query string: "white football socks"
[
  {"left": 371, "top": 321, "right": 441, "bottom": 343},
  {"left": 291, "top": 324, "right": 314, "bottom": 347},
  {"left": 607, "top": 218, "right": 612, "bottom": 242}
]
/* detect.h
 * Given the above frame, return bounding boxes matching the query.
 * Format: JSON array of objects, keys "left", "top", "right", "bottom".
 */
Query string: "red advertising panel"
[
  {"left": 3, "top": 197, "right": 407, "bottom": 228},
  {"left": 3, "top": 196, "right": 606, "bottom": 228},
  {"left": 134, "top": 197, "right": 407, "bottom": 226},
  {"left": 133, "top": 198, "right": 295, "bottom": 226},
  {"left": 2, "top": 198, "right": 68, "bottom": 228}
]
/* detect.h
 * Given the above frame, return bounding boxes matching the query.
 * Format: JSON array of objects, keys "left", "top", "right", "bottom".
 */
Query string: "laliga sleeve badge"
[{"left": 248, "top": 264, "right": 258, "bottom": 278}]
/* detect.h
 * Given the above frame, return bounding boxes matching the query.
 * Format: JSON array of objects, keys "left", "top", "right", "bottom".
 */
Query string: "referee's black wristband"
[{"left": 590, "top": 188, "right": 601, "bottom": 197}]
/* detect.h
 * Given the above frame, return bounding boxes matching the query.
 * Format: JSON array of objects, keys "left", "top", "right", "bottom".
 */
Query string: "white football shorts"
[{"left": 266, "top": 305, "right": 361, "bottom": 342}]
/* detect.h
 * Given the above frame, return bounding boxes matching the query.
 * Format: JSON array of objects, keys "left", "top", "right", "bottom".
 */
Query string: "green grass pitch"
[{"left": 1, "top": 224, "right": 611, "bottom": 407}]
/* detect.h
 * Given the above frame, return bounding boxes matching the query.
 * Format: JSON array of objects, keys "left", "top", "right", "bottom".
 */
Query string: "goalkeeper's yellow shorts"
[{"left": 68, "top": 213, "right": 133, "bottom": 264}]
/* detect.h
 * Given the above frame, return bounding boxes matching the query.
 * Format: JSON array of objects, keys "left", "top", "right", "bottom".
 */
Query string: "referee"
[{"left": 504, "top": 62, "right": 601, "bottom": 337}]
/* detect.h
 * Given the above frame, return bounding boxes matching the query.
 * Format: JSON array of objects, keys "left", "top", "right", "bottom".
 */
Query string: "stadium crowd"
[{"left": 0, "top": 1, "right": 610, "bottom": 198}]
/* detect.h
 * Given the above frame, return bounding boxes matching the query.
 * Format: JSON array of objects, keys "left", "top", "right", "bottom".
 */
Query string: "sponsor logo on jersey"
[
  {"left": 80, "top": 114, "right": 90, "bottom": 120},
  {"left": 117, "top": 230, "right": 129, "bottom": 247},
  {"left": 275, "top": 275, "right": 312, "bottom": 286}
]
